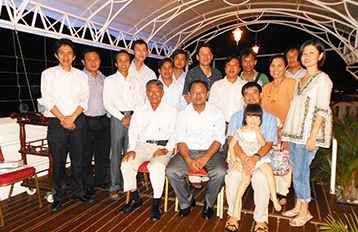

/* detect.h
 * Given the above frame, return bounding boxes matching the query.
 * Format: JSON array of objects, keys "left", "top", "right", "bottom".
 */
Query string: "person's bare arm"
[
  {"left": 306, "top": 114, "right": 324, "bottom": 152},
  {"left": 195, "top": 141, "right": 221, "bottom": 168},
  {"left": 177, "top": 142, "right": 201, "bottom": 172}
]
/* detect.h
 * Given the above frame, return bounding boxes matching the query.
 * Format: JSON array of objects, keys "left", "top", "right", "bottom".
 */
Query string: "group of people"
[{"left": 39, "top": 37, "right": 332, "bottom": 232}]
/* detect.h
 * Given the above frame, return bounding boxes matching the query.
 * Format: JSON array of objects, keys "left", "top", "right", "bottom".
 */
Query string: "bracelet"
[{"left": 253, "top": 153, "right": 262, "bottom": 161}]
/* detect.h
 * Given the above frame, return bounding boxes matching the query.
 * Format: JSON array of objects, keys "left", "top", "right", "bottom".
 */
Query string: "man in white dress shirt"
[
  {"left": 39, "top": 38, "right": 91, "bottom": 212},
  {"left": 158, "top": 58, "right": 187, "bottom": 111},
  {"left": 209, "top": 55, "right": 246, "bottom": 158},
  {"left": 128, "top": 39, "right": 157, "bottom": 98},
  {"left": 166, "top": 80, "right": 226, "bottom": 219},
  {"left": 172, "top": 49, "right": 188, "bottom": 83},
  {"left": 119, "top": 79, "right": 177, "bottom": 221},
  {"left": 284, "top": 45, "right": 306, "bottom": 80},
  {"left": 81, "top": 48, "right": 111, "bottom": 198},
  {"left": 103, "top": 50, "right": 144, "bottom": 200}
]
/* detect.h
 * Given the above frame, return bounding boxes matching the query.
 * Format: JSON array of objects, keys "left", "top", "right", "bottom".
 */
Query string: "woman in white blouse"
[{"left": 281, "top": 39, "right": 333, "bottom": 227}]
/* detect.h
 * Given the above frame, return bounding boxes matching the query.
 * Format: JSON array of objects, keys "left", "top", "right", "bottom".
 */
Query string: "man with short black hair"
[
  {"left": 239, "top": 48, "right": 269, "bottom": 87},
  {"left": 81, "top": 48, "right": 111, "bottom": 197},
  {"left": 158, "top": 58, "right": 187, "bottom": 111},
  {"left": 171, "top": 49, "right": 188, "bottom": 83},
  {"left": 182, "top": 44, "right": 222, "bottom": 104},
  {"left": 166, "top": 80, "right": 226, "bottom": 220},
  {"left": 284, "top": 45, "right": 307, "bottom": 80},
  {"left": 225, "top": 82, "right": 277, "bottom": 232},
  {"left": 119, "top": 79, "right": 177, "bottom": 221},
  {"left": 103, "top": 50, "right": 144, "bottom": 200},
  {"left": 129, "top": 39, "right": 157, "bottom": 98},
  {"left": 39, "top": 38, "right": 91, "bottom": 212}
]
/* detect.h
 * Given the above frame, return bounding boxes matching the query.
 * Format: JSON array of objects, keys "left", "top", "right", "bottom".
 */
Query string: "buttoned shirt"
[
  {"left": 129, "top": 61, "right": 157, "bottom": 98},
  {"left": 103, "top": 71, "right": 144, "bottom": 120},
  {"left": 39, "top": 65, "right": 89, "bottom": 117},
  {"left": 285, "top": 67, "right": 307, "bottom": 80},
  {"left": 228, "top": 109, "right": 278, "bottom": 146},
  {"left": 128, "top": 102, "right": 177, "bottom": 152},
  {"left": 175, "top": 102, "right": 226, "bottom": 150},
  {"left": 239, "top": 69, "right": 270, "bottom": 87},
  {"left": 158, "top": 77, "right": 187, "bottom": 111},
  {"left": 83, "top": 69, "right": 108, "bottom": 117},
  {"left": 209, "top": 76, "right": 246, "bottom": 122},
  {"left": 182, "top": 65, "right": 223, "bottom": 95}
]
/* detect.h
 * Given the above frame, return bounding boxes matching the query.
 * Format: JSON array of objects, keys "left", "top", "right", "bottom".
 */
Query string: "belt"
[
  {"left": 120, "top": 111, "right": 134, "bottom": 117},
  {"left": 85, "top": 114, "right": 107, "bottom": 119},
  {"left": 146, "top": 140, "right": 169, "bottom": 146}
]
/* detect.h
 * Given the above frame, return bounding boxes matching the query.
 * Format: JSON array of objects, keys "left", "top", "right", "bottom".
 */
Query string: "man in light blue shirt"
[
  {"left": 172, "top": 49, "right": 188, "bottom": 84},
  {"left": 225, "top": 82, "right": 277, "bottom": 232},
  {"left": 158, "top": 58, "right": 187, "bottom": 111}
]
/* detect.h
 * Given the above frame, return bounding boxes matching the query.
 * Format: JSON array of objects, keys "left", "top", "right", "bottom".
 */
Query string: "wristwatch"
[{"left": 253, "top": 153, "right": 262, "bottom": 161}]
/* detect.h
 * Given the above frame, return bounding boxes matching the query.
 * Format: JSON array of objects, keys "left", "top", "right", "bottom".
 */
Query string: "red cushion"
[
  {"left": 0, "top": 166, "right": 35, "bottom": 184},
  {"left": 188, "top": 168, "right": 207, "bottom": 176},
  {"left": 138, "top": 161, "right": 150, "bottom": 172}
]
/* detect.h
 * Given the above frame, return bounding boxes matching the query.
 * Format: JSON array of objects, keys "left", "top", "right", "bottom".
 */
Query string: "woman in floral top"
[{"left": 281, "top": 39, "right": 333, "bottom": 227}]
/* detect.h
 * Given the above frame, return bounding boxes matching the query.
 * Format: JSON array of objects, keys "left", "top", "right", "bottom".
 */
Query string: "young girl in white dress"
[{"left": 227, "top": 104, "right": 281, "bottom": 230}]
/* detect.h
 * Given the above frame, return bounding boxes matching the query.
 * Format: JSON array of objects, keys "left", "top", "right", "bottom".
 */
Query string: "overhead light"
[
  {"left": 252, "top": 45, "right": 259, "bottom": 53},
  {"left": 233, "top": 27, "right": 243, "bottom": 45},
  {"left": 252, "top": 32, "right": 260, "bottom": 53}
]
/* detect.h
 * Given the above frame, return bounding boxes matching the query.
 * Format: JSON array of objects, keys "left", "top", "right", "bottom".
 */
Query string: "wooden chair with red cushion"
[
  {"left": 0, "top": 144, "right": 42, "bottom": 227},
  {"left": 125, "top": 161, "right": 170, "bottom": 212}
]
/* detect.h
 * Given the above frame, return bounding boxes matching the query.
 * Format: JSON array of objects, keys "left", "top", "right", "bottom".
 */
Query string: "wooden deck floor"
[{"left": 1, "top": 176, "right": 357, "bottom": 232}]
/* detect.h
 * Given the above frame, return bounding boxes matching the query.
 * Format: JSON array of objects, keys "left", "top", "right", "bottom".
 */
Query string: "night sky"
[{"left": 0, "top": 23, "right": 357, "bottom": 117}]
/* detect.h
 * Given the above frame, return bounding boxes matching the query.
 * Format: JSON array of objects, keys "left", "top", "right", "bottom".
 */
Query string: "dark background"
[{"left": 0, "top": 22, "right": 357, "bottom": 117}]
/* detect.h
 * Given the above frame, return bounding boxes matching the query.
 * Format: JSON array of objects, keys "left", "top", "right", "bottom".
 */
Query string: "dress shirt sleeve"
[
  {"left": 179, "top": 95, "right": 188, "bottom": 110},
  {"left": 164, "top": 109, "right": 178, "bottom": 152},
  {"left": 263, "top": 113, "right": 278, "bottom": 145},
  {"left": 175, "top": 109, "right": 188, "bottom": 144},
  {"left": 127, "top": 109, "right": 140, "bottom": 152},
  {"left": 208, "top": 82, "right": 219, "bottom": 107},
  {"left": 316, "top": 73, "right": 333, "bottom": 117},
  {"left": 78, "top": 72, "right": 90, "bottom": 112},
  {"left": 103, "top": 77, "right": 124, "bottom": 120},
  {"left": 135, "top": 80, "right": 145, "bottom": 107},
  {"left": 39, "top": 69, "right": 55, "bottom": 111},
  {"left": 228, "top": 112, "right": 243, "bottom": 137},
  {"left": 213, "top": 108, "right": 226, "bottom": 146}
]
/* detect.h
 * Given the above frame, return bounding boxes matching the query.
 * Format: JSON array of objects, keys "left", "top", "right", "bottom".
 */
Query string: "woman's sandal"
[
  {"left": 225, "top": 216, "right": 239, "bottom": 232},
  {"left": 254, "top": 224, "right": 268, "bottom": 232},
  {"left": 282, "top": 208, "right": 300, "bottom": 217},
  {"left": 289, "top": 213, "right": 313, "bottom": 227},
  {"left": 109, "top": 190, "right": 120, "bottom": 200}
]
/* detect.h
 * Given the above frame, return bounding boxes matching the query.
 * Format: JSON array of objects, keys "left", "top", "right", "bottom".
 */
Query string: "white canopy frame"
[{"left": 1, "top": 0, "right": 357, "bottom": 79}]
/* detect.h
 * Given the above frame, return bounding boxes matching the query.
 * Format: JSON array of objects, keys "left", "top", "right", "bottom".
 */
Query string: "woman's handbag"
[{"left": 269, "top": 144, "right": 290, "bottom": 176}]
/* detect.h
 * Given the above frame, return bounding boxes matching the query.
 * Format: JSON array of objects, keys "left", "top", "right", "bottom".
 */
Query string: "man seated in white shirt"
[
  {"left": 158, "top": 58, "right": 187, "bottom": 111},
  {"left": 119, "top": 79, "right": 177, "bottom": 221},
  {"left": 103, "top": 50, "right": 144, "bottom": 200},
  {"left": 166, "top": 80, "right": 226, "bottom": 220}
]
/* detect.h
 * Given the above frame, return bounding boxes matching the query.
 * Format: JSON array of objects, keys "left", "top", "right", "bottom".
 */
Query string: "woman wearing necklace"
[
  {"left": 261, "top": 55, "right": 296, "bottom": 206},
  {"left": 281, "top": 39, "right": 333, "bottom": 227}
]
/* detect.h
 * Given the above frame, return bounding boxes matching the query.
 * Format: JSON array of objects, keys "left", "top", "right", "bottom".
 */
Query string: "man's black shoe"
[
  {"left": 150, "top": 205, "right": 162, "bottom": 221},
  {"left": 73, "top": 194, "right": 94, "bottom": 203},
  {"left": 94, "top": 183, "right": 110, "bottom": 190},
  {"left": 50, "top": 201, "right": 63, "bottom": 212},
  {"left": 118, "top": 198, "right": 143, "bottom": 214},
  {"left": 178, "top": 198, "right": 196, "bottom": 217},
  {"left": 202, "top": 200, "right": 214, "bottom": 219},
  {"left": 86, "top": 187, "right": 96, "bottom": 198}
]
